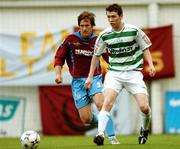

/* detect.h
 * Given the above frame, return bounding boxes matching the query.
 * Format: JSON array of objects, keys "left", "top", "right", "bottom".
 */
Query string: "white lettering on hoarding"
[{"left": 169, "top": 99, "right": 180, "bottom": 107}]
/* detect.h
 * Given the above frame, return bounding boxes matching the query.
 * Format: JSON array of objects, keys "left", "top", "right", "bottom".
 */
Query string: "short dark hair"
[
  {"left": 106, "top": 3, "right": 123, "bottom": 16},
  {"left": 78, "top": 11, "right": 96, "bottom": 26}
]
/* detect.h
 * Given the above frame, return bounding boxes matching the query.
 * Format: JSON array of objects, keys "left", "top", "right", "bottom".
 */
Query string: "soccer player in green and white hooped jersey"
[
  {"left": 98, "top": 24, "right": 149, "bottom": 71},
  {"left": 85, "top": 3, "right": 156, "bottom": 146}
]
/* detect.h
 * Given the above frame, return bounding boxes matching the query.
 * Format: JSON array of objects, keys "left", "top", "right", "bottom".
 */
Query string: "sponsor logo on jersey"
[
  {"left": 110, "top": 46, "right": 133, "bottom": 54},
  {"left": 75, "top": 49, "right": 94, "bottom": 56},
  {"left": 73, "top": 42, "right": 81, "bottom": 46}
]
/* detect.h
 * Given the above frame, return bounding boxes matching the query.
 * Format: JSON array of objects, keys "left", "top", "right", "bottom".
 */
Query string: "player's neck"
[{"left": 113, "top": 22, "right": 124, "bottom": 32}]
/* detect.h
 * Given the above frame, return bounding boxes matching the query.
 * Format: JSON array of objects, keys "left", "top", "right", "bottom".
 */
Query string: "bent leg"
[
  {"left": 93, "top": 89, "right": 118, "bottom": 134},
  {"left": 78, "top": 104, "right": 93, "bottom": 125},
  {"left": 93, "top": 92, "right": 118, "bottom": 142}
]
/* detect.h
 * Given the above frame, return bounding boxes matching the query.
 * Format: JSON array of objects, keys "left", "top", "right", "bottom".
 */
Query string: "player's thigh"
[
  {"left": 92, "top": 92, "right": 103, "bottom": 111},
  {"left": 124, "top": 71, "right": 148, "bottom": 95},
  {"left": 134, "top": 93, "right": 150, "bottom": 113},
  {"left": 102, "top": 88, "right": 118, "bottom": 111},
  {"left": 72, "top": 78, "right": 91, "bottom": 109},
  {"left": 88, "top": 74, "right": 103, "bottom": 97},
  {"left": 134, "top": 93, "right": 150, "bottom": 107},
  {"left": 104, "top": 71, "right": 123, "bottom": 93}
]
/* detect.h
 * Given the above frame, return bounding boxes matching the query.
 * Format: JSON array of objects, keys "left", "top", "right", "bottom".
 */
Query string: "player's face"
[
  {"left": 79, "top": 19, "right": 93, "bottom": 38},
  {"left": 106, "top": 11, "right": 123, "bottom": 30}
]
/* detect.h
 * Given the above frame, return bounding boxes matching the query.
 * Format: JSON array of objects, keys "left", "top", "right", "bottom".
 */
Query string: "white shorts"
[{"left": 104, "top": 70, "right": 148, "bottom": 95}]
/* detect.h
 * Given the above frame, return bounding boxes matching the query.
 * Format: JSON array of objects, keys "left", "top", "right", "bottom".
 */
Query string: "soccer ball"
[{"left": 20, "top": 130, "right": 40, "bottom": 149}]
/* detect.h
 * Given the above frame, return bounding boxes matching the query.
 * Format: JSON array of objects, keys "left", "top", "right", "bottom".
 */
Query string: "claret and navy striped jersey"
[{"left": 94, "top": 23, "right": 152, "bottom": 71}]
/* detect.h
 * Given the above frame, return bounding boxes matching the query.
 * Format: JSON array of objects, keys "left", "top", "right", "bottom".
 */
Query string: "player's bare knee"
[
  {"left": 103, "top": 101, "right": 113, "bottom": 111},
  {"left": 96, "top": 102, "right": 103, "bottom": 111},
  {"left": 80, "top": 116, "right": 91, "bottom": 124},
  {"left": 140, "top": 105, "right": 150, "bottom": 114}
]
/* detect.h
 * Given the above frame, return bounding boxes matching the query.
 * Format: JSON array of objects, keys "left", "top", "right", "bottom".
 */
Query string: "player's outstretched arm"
[{"left": 85, "top": 55, "right": 100, "bottom": 89}]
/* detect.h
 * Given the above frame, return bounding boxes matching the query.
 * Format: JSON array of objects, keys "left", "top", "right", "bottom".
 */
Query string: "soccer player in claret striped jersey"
[
  {"left": 54, "top": 11, "right": 119, "bottom": 145},
  {"left": 85, "top": 4, "right": 156, "bottom": 145}
]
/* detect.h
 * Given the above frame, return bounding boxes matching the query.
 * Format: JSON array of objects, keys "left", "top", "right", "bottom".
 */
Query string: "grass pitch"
[{"left": 0, "top": 134, "right": 180, "bottom": 149}]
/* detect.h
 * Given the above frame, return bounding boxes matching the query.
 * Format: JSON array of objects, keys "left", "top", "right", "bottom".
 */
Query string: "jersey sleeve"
[
  {"left": 136, "top": 28, "right": 152, "bottom": 51},
  {"left": 54, "top": 38, "right": 69, "bottom": 67},
  {"left": 101, "top": 49, "right": 109, "bottom": 63},
  {"left": 94, "top": 34, "right": 107, "bottom": 56}
]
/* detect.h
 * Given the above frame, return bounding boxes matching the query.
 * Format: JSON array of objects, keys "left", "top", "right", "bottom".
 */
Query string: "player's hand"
[
  {"left": 84, "top": 77, "right": 93, "bottom": 89},
  {"left": 55, "top": 74, "right": 63, "bottom": 84},
  {"left": 148, "top": 65, "right": 156, "bottom": 77}
]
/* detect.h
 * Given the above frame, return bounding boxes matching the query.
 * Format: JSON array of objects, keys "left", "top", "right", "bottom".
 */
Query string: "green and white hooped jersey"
[{"left": 94, "top": 23, "right": 152, "bottom": 71}]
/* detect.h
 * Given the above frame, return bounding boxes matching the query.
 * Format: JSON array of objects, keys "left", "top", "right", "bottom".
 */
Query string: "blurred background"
[{"left": 0, "top": 0, "right": 180, "bottom": 137}]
